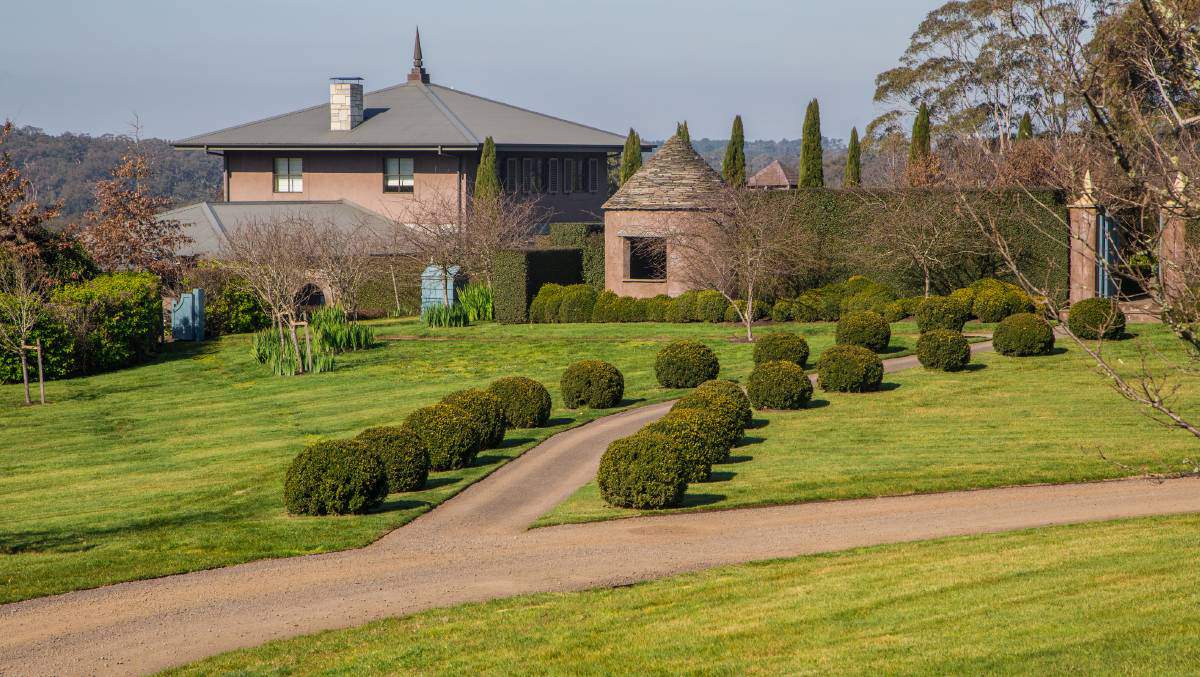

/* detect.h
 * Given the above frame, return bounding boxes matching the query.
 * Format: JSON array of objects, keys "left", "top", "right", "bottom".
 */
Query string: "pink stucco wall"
[{"left": 603, "top": 209, "right": 707, "bottom": 298}]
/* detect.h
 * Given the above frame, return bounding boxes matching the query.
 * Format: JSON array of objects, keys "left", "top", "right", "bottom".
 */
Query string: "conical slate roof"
[{"left": 604, "top": 134, "right": 725, "bottom": 211}]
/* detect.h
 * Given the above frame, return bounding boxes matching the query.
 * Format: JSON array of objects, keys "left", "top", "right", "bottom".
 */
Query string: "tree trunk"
[
  {"left": 389, "top": 266, "right": 401, "bottom": 316},
  {"left": 288, "top": 323, "right": 304, "bottom": 375},
  {"left": 744, "top": 285, "right": 755, "bottom": 342},
  {"left": 923, "top": 267, "right": 931, "bottom": 297},
  {"left": 19, "top": 348, "right": 31, "bottom": 405}
]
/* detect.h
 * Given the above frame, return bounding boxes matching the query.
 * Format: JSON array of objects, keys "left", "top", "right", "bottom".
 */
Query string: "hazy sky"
[{"left": 0, "top": 0, "right": 940, "bottom": 143}]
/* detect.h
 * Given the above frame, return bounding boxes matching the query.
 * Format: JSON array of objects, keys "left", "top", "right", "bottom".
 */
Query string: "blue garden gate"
[
  {"left": 1096, "top": 212, "right": 1120, "bottom": 299},
  {"left": 420, "top": 265, "right": 467, "bottom": 311},
  {"left": 172, "top": 288, "right": 205, "bottom": 341}
]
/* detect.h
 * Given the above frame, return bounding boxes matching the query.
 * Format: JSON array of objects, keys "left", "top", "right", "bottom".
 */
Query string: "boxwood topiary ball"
[
  {"left": 561, "top": 360, "right": 625, "bottom": 409},
  {"left": 752, "top": 331, "right": 810, "bottom": 367},
  {"left": 694, "top": 379, "right": 753, "bottom": 429},
  {"left": 771, "top": 299, "right": 794, "bottom": 322},
  {"left": 597, "top": 431, "right": 689, "bottom": 509},
  {"left": 442, "top": 388, "right": 508, "bottom": 448},
  {"left": 647, "top": 408, "right": 734, "bottom": 482},
  {"left": 283, "top": 439, "right": 388, "bottom": 516},
  {"left": 556, "top": 284, "right": 598, "bottom": 324},
  {"left": 993, "top": 312, "right": 1055, "bottom": 356},
  {"left": 747, "top": 360, "right": 813, "bottom": 410},
  {"left": 693, "top": 290, "right": 731, "bottom": 323},
  {"left": 655, "top": 340, "right": 720, "bottom": 388},
  {"left": 404, "top": 403, "right": 485, "bottom": 471},
  {"left": 670, "top": 391, "right": 746, "bottom": 448},
  {"left": 354, "top": 425, "right": 429, "bottom": 492},
  {"left": 835, "top": 310, "right": 891, "bottom": 353},
  {"left": 916, "top": 329, "right": 971, "bottom": 371},
  {"left": 528, "top": 283, "right": 565, "bottom": 324},
  {"left": 1067, "top": 297, "right": 1126, "bottom": 340},
  {"left": 916, "top": 295, "right": 970, "bottom": 332},
  {"left": 817, "top": 344, "right": 885, "bottom": 393},
  {"left": 487, "top": 376, "right": 553, "bottom": 428}
]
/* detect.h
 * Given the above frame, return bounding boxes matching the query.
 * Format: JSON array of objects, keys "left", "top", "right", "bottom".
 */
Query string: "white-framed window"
[
  {"left": 505, "top": 158, "right": 519, "bottom": 192},
  {"left": 572, "top": 158, "right": 585, "bottom": 193},
  {"left": 563, "top": 158, "right": 575, "bottom": 194},
  {"left": 521, "top": 158, "right": 534, "bottom": 193},
  {"left": 589, "top": 158, "right": 601, "bottom": 193},
  {"left": 548, "top": 158, "right": 560, "bottom": 193},
  {"left": 383, "top": 157, "right": 414, "bottom": 193},
  {"left": 273, "top": 157, "right": 303, "bottom": 193}
]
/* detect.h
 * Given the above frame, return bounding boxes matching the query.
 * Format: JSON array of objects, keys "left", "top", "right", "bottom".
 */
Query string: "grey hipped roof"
[
  {"left": 174, "top": 81, "right": 631, "bottom": 152},
  {"left": 603, "top": 135, "right": 725, "bottom": 211},
  {"left": 157, "top": 200, "right": 395, "bottom": 257}
]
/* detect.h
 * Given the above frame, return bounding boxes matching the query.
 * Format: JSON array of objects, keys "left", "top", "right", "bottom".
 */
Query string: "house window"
[
  {"left": 563, "top": 158, "right": 575, "bottom": 194},
  {"left": 273, "top": 157, "right": 303, "bottom": 193},
  {"left": 548, "top": 158, "right": 560, "bottom": 193},
  {"left": 383, "top": 157, "right": 414, "bottom": 192},
  {"left": 589, "top": 158, "right": 601, "bottom": 193},
  {"left": 505, "top": 158, "right": 519, "bottom": 192},
  {"left": 572, "top": 159, "right": 585, "bottom": 193},
  {"left": 626, "top": 237, "right": 667, "bottom": 281},
  {"left": 521, "top": 158, "right": 542, "bottom": 193}
]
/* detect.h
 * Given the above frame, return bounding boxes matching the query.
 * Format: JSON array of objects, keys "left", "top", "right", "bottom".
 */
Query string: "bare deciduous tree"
[
  {"left": 0, "top": 251, "right": 46, "bottom": 404},
  {"left": 303, "top": 217, "right": 383, "bottom": 319}
]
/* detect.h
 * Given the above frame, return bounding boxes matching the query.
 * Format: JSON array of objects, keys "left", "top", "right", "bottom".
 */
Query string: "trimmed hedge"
[
  {"left": 597, "top": 431, "right": 689, "bottom": 509},
  {"left": 646, "top": 409, "right": 732, "bottom": 481},
  {"left": 693, "top": 290, "right": 730, "bottom": 323},
  {"left": 747, "top": 360, "right": 813, "bottom": 410},
  {"left": 994, "top": 313, "right": 1056, "bottom": 356},
  {"left": 655, "top": 340, "right": 720, "bottom": 388},
  {"left": 0, "top": 307, "right": 75, "bottom": 383},
  {"left": 1068, "top": 298, "right": 1126, "bottom": 340},
  {"left": 694, "top": 379, "right": 753, "bottom": 430},
  {"left": 969, "top": 279, "right": 1034, "bottom": 323},
  {"left": 354, "top": 425, "right": 429, "bottom": 492},
  {"left": 836, "top": 311, "right": 891, "bottom": 352},
  {"left": 771, "top": 299, "right": 794, "bottom": 322},
  {"left": 818, "top": 344, "right": 884, "bottom": 392},
  {"left": 404, "top": 403, "right": 485, "bottom": 471},
  {"left": 916, "top": 295, "right": 970, "bottom": 333},
  {"left": 487, "top": 376, "right": 553, "bottom": 428},
  {"left": 556, "top": 284, "right": 598, "bottom": 323},
  {"left": 493, "top": 248, "right": 583, "bottom": 323},
  {"left": 724, "top": 299, "right": 769, "bottom": 323},
  {"left": 442, "top": 388, "right": 508, "bottom": 448},
  {"left": 671, "top": 391, "right": 746, "bottom": 448},
  {"left": 666, "top": 291, "right": 700, "bottom": 323},
  {"left": 182, "top": 264, "right": 269, "bottom": 336},
  {"left": 916, "top": 329, "right": 971, "bottom": 371},
  {"left": 528, "top": 283, "right": 565, "bottom": 324},
  {"left": 561, "top": 360, "right": 625, "bottom": 409},
  {"left": 753, "top": 331, "right": 810, "bottom": 367},
  {"left": 283, "top": 439, "right": 388, "bottom": 515}
]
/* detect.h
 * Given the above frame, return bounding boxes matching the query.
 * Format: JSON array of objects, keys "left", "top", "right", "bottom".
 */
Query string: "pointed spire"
[{"left": 408, "top": 27, "right": 430, "bottom": 83}]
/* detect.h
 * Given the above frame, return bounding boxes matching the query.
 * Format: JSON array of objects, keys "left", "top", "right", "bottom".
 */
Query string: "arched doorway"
[{"left": 296, "top": 283, "right": 326, "bottom": 310}]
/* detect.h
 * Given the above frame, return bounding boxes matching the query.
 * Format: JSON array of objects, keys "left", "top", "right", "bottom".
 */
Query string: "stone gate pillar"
[
  {"left": 1069, "top": 198, "right": 1099, "bottom": 305},
  {"left": 1159, "top": 206, "right": 1188, "bottom": 304}
]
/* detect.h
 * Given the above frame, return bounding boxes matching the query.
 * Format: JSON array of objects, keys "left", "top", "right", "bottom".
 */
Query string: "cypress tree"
[
  {"left": 844, "top": 127, "right": 862, "bottom": 188},
  {"left": 799, "top": 99, "right": 824, "bottom": 188},
  {"left": 475, "top": 136, "right": 500, "bottom": 201},
  {"left": 619, "top": 129, "right": 643, "bottom": 185},
  {"left": 722, "top": 115, "right": 746, "bottom": 187},
  {"left": 676, "top": 121, "right": 691, "bottom": 145},
  {"left": 1016, "top": 112, "right": 1033, "bottom": 140},
  {"left": 909, "top": 102, "right": 931, "bottom": 166}
]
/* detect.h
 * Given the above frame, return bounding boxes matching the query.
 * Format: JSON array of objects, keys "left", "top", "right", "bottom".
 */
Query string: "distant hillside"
[
  {"left": 658, "top": 137, "right": 851, "bottom": 188},
  {"left": 3, "top": 126, "right": 222, "bottom": 225}
]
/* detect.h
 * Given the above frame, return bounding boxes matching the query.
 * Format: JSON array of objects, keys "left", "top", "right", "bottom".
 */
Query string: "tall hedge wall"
[
  {"left": 772, "top": 188, "right": 1069, "bottom": 300},
  {"left": 543, "top": 223, "right": 605, "bottom": 290},
  {"left": 354, "top": 256, "right": 423, "bottom": 319},
  {"left": 493, "top": 247, "right": 583, "bottom": 323}
]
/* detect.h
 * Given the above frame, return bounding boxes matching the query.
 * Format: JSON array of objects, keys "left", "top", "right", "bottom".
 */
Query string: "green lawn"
[
  {"left": 538, "top": 324, "right": 1200, "bottom": 526},
  {"left": 167, "top": 514, "right": 1200, "bottom": 675},
  {"left": 0, "top": 319, "right": 902, "bottom": 604}
]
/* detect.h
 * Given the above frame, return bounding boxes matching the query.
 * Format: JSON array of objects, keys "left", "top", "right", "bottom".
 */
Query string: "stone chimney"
[
  {"left": 329, "top": 77, "right": 364, "bottom": 131},
  {"left": 407, "top": 27, "right": 430, "bottom": 84}
]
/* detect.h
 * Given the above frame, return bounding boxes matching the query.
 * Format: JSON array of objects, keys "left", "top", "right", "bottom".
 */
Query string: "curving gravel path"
[{"left": 4, "top": 340, "right": 1200, "bottom": 676}]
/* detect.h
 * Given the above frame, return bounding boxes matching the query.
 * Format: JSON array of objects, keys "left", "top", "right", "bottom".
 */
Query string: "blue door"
[{"left": 1096, "top": 212, "right": 1120, "bottom": 298}]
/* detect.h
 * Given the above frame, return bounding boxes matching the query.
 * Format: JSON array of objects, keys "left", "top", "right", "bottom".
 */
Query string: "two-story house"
[{"left": 167, "top": 30, "right": 643, "bottom": 256}]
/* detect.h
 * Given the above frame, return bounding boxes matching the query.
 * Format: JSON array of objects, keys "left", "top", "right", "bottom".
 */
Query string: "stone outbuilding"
[
  {"left": 747, "top": 159, "right": 798, "bottom": 190},
  {"left": 602, "top": 135, "right": 724, "bottom": 298}
]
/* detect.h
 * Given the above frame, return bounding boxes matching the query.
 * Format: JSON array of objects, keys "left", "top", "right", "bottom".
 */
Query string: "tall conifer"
[
  {"left": 722, "top": 115, "right": 746, "bottom": 187},
  {"left": 844, "top": 127, "right": 862, "bottom": 188},
  {"left": 799, "top": 99, "right": 824, "bottom": 188},
  {"left": 475, "top": 136, "right": 500, "bottom": 200},
  {"left": 909, "top": 102, "right": 931, "bottom": 166},
  {"left": 676, "top": 121, "right": 691, "bottom": 145},
  {"left": 619, "top": 129, "right": 643, "bottom": 185},
  {"left": 1016, "top": 112, "right": 1033, "bottom": 140}
]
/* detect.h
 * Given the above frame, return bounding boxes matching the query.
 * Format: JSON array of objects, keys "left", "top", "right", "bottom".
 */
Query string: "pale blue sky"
[{"left": 0, "top": 0, "right": 939, "bottom": 143}]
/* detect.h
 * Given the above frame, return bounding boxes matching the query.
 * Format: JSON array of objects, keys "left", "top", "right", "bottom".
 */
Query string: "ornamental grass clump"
[
  {"left": 560, "top": 360, "right": 625, "bottom": 409},
  {"left": 441, "top": 388, "right": 508, "bottom": 448},
  {"left": 752, "top": 331, "right": 810, "bottom": 367},
  {"left": 283, "top": 439, "right": 388, "bottom": 515},
  {"left": 487, "top": 376, "right": 553, "bottom": 428},
  {"left": 694, "top": 379, "right": 753, "bottom": 429},
  {"left": 916, "top": 295, "right": 970, "bottom": 332},
  {"left": 597, "top": 431, "right": 688, "bottom": 509},
  {"left": 916, "top": 329, "right": 971, "bottom": 371},
  {"left": 404, "top": 403, "right": 485, "bottom": 471},
  {"left": 747, "top": 360, "right": 813, "bottom": 410},
  {"left": 993, "top": 313, "right": 1056, "bottom": 356},
  {"left": 655, "top": 340, "right": 720, "bottom": 388},
  {"left": 1068, "top": 297, "right": 1126, "bottom": 340},
  {"left": 817, "top": 344, "right": 884, "bottom": 393},
  {"left": 354, "top": 425, "right": 429, "bottom": 492},
  {"left": 421, "top": 303, "right": 470, "bottom": 328},
  {"left": 836, "top": 311, "right": 891, "bottom": 353}
]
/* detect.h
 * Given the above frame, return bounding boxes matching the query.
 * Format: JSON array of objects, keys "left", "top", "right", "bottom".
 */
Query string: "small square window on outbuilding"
[{"left": 625, "top": 236, "right": 666, "bottom": 281}]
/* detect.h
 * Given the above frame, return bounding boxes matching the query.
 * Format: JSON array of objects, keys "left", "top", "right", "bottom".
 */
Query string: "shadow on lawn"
[
  {"left": 678, "top": 493, "right": 726, "bottom": 508},
  {"left": 724, "top": 454, "right": 754, "bottom": 464},
  {"left": 1, "top": 506, "right": 250, "bottom": 555},
  {"left": 708, "top": 470, "right": 737, "bottom": 482}
]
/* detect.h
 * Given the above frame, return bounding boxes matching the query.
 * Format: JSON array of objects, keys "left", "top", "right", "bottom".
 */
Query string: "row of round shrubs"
[
  {"left": 283, "top": 376, "right": 554, "bottom": 516},
  {"left": 529, "top": 285, "right": 771, "bottom": 325},
  {"left": 598, "top": 380, "right": 752, "bottom": 509}
]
